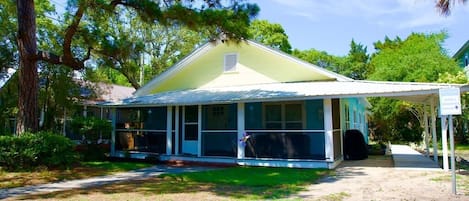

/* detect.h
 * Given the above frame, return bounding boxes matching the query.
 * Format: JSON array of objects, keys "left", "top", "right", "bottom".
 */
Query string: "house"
[
  {"left": 104, "top": 40, "right": 468, "bottom": 169},
  {"left": 453, "top": 40, "right": 469, "bottom": 74}
]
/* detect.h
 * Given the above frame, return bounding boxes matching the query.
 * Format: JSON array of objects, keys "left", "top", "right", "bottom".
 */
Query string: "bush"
[
  {"left": 0, "top": 131, "right": 78, "bottom": 170},
  {"left": 70, "top": 116, "right": 112, "bottom": 144}
]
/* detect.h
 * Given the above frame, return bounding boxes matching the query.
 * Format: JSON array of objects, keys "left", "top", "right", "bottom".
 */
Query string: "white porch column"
[
  {"left": 83, "top": 105, "right": 87, "bottom": 117},
  {"left": 197, "top": 105, "right": 202, "bottom": 157},
  {"left": 237, "top": 103, "right": 245, "bottom": 159},
  {"left": 110, "top": 108, "right": 117, "bottom": 156},
  {"left": 441, "top": 115, "right": 449, "bottom": 171},
  {"left": 424, "top": 105, "right": 430, "bottom": 157},
  {"left": 166, "top": 106, "right": 173, "bottom": 155},
  {"left": 431, "top": 100, "right": 438, "bottom": 163},
  {"left": 175, "top": 106, "right": 180, "bottom": 155},
  {"left": 324, "top": 99, "right": 334, "bottom": 162}
]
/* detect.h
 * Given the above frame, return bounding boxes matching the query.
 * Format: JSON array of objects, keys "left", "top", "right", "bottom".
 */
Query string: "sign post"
[{"left": 439, "top": 87, "right": 462, "bottom": 195}]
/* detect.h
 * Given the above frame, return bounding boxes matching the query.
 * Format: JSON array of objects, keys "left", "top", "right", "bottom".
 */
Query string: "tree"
[
  {"left": 248, "top": 20, "right": 292, "bottom": 53},
  {"left": 368, "top": 32, "right": 461, "bottom": 143},
  {"left": 343, "top": 39, "right": 369, "bottom": 80},
  {"left": 436, "top": 0, "right": 467, "bottom": 16},
  {"left": 14, "top": 0, "right": 259, "bottom": 134},
  {"left": 292, "top": 48, "right": 346, "bottom": 72}
]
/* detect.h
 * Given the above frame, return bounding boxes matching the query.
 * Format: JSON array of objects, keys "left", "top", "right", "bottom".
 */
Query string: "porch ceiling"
[{"left": 101, "top": 80, "right": 469, "bottom": 107}]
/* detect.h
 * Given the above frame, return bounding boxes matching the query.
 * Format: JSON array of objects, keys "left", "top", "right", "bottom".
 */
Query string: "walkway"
[
  {"left": 0, "top": 165, "right": 213, "bottom": 200},
  {"left": 391, "top": 144, "right": 441, "bottom": 170}
]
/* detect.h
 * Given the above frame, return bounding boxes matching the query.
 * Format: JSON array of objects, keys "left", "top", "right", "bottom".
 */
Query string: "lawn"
[
  {"left": 0, "top": 161, "right": 152, "bottom": 189},
  {"left": 18, "top": 166, "right": 330, "bottom": 200}
]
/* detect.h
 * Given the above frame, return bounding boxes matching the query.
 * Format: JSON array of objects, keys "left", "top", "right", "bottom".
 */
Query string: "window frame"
[{"left": 262, "top": 102, "right": 305, "bottom": 130}]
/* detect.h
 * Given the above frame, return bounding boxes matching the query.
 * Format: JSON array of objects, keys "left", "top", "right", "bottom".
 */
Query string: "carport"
[{"left": 329, "top": 80, "right": 469, "bottom": 169}]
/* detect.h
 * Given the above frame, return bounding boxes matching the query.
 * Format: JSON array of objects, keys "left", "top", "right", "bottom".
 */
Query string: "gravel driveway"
[{"left": 292, "top": 155, "right": 468, "bottom": 201}]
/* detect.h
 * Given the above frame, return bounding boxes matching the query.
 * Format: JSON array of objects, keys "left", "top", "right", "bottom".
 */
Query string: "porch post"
[
  {"left": 166, "top": 106, "right": 173, "bottom": 155},
  {"left": 424, "top": 105, "right": 430, "bottom": 157},
  {"left": 324, "top": 99, "right": 334, "bottom": 162},
  {"left": 441, "top": 115, "right": 449, "bottom": 171},
  {"left": 110, "top": 108, "right": 117, "bottom": 156},
  {"left": 431, "top": 100, "right": 438, "bottom": 163},
  {"left": 83, "top": 105, "right": 87, "bottom": 117},
  {"left": 237, "top": 102, "right": 245, "bottom": 159},
  {"left": 175, "top": 106, "right": 179, "bottom": 155},
  {"left": 197, "top": 105, "right": 202, "bottom": 157}
]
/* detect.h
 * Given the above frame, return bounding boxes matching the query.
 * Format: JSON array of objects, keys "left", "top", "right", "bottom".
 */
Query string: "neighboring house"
[
  {"left": 66, "top": 82, "right": 135, "bottom": 141},
  {"left": 103, "top": 40, "right": 468, "bottom": 169},
  {"left": 453, "top": 40, "right": 469, "bottom": 74},
  {"left": 81, "top": 82, "right": 136, "bottom": 119}
]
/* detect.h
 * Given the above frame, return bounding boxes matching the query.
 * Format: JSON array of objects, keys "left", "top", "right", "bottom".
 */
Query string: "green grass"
[
  {"left": 159, "top": 166, "right": 330, "bottom": 199},
  {"left": 81, "top": 161, "right": 152, "bottom": 172},
  {"left": 456, "top": 144, "right": 469, "bottom": 151}
]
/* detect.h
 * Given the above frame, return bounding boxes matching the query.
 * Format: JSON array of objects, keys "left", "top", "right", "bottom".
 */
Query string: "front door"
[{"left": 182, "top": 106, "right": 198, "bottom": 155}]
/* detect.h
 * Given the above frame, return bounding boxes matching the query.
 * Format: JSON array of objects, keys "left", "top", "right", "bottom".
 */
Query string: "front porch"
[{"left": 108, "top": 98, "right": 364, "bottom": 169}]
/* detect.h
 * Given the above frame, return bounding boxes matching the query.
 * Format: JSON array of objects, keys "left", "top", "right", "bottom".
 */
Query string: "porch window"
[
  {"left": 115, "top": 107, "right": 167, "bottom": 153},
  {"left": 264, "top": 102, "right": 304, "bottom": 130},
  {"left": 344, "top": 103, "right": 350, "bottom": 130},
  {"left": 244, "top": 101, "right": 326, "bottom": 160},
  {"left": 184, "top": 106, "right": 198, "bottom": 141},
  {"left": 201, "top": 104, "right": 237, "bottom": 157}
]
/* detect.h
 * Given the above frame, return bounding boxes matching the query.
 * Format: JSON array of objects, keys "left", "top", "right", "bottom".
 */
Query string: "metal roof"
[{"left": 101, "top": 80, "right": 468, "bottom": 107}]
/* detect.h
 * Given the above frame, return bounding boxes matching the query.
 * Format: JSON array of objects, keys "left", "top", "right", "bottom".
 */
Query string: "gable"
[{"left": 136, "top": 40, "right": 350, "bottom": 96}]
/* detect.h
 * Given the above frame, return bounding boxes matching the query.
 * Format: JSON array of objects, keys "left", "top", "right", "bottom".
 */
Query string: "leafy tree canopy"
[
  {"left": 248, "top": 20, "right": 292, "bottom": 53},
  {"left": 369, "top": 32, "right": 460, "bottom": 82}
]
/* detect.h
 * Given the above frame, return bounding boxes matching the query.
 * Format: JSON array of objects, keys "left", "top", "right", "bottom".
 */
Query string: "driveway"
[{"left": 293, "top": 154, "right": 468, "bottom": 200}]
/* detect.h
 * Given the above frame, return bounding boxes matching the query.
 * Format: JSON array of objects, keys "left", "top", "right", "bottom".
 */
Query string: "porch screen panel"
[
  {"left": 201, "top": 104, "right": 237, "bottom": 157},
  {"left": 305, "top": 100, "right": 324, "bottom": 130},
  {"left": 245, "top": 102, "right": 263, "bottom": 129},
  {"left": 115, "top": 107, "right": 167, "bottom": 154},
  {"left": 115, "top": 131, "right": 166, "bottom": 153},
  {"left": 244, "top": 132, "right": 325, "bottom": 160},
  {"left": 332, "top": 99, "right": 342, "bottom": 159}
]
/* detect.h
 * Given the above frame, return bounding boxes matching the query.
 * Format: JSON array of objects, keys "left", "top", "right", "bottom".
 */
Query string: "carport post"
[
  {"left": 441, "top": 115, "right": 449, "bottom": 171},
  {"left": 431, "top": 100, "right": 438, "bottom": 163},
  {"left": 423, "top": 106, "right": 430, "bottom": 157},
  {"left": 449, "top": 115, "right": 457, "bottom": 194}
]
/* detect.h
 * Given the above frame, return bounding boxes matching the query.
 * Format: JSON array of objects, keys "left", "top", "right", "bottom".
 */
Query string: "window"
[
  {"left": 224, "top": 53, "right": 237, "bottom": 72},
  {"left": 184, "top": 106, "right": 198, "bottom": 140},
  {"left": 202, "top": 104, "right": 236, "bottom": 130},
  {"left": 264, "top": 102, "right": 303, "bottom": 130},
  {"left": 344, "top": 104, "right": 350, "bottom": 130},
  {"left": 465, "top": 54, "right": 468, "bottom": 67}
]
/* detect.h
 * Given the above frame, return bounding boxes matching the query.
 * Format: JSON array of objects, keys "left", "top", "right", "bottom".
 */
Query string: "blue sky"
[
  {"left": 251, "top": 0, "right": 468, "bottom": 56},
  {"left": 50, "top": 0, "right": 468, "bottom": 56}
]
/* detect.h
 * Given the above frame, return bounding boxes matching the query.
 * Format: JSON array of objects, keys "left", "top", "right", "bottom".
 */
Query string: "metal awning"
[{"left": 100, "top": 80, "right": 469, "bottom": 107}]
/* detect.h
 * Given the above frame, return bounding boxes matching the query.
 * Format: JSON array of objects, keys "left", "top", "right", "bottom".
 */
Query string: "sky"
[
  {"left": 49, "top": 0, "right": 468, "bottom": 57},
  {"left": 250, "top": 0, "right": 469, "bottom": 56}
]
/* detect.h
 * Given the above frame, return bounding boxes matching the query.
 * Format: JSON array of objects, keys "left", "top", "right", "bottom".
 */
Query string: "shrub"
[
  {"left": 0, "top": 131, "right": 78, "bottom": 170},
  {"left": 70, "top": 117, "right": 112, "bottom": 161},
  {"left": 70, "top": 116, "right": 112, "bottom": 144}
]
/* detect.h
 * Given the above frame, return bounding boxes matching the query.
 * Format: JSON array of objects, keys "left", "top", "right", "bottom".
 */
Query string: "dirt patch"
[{"left": 293, "top": 156, "right": 469, "bottom": 200}]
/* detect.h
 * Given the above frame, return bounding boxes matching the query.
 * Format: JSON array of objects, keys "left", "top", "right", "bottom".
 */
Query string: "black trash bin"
[{"left": 344, "top": 129, "right": 368, "bottom": 160}]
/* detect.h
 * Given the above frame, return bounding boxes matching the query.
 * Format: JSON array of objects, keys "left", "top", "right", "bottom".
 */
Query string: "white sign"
[{"left": 439, "top": 88, "right": 462, "bottom": 115}]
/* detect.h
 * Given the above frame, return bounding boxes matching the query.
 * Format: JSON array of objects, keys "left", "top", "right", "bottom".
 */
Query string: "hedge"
[{"left": 0, "top": 131, "right": 78, "bottom": 170}]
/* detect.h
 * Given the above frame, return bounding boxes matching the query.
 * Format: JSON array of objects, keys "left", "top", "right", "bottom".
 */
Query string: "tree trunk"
[{"left": 16, "top": 0, "right": 39, "bottom": 134}]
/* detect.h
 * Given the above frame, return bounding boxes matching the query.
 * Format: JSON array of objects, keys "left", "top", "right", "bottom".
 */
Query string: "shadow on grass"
[{"left": 16, "top": 167, "right": 330, "bottom": 200}]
